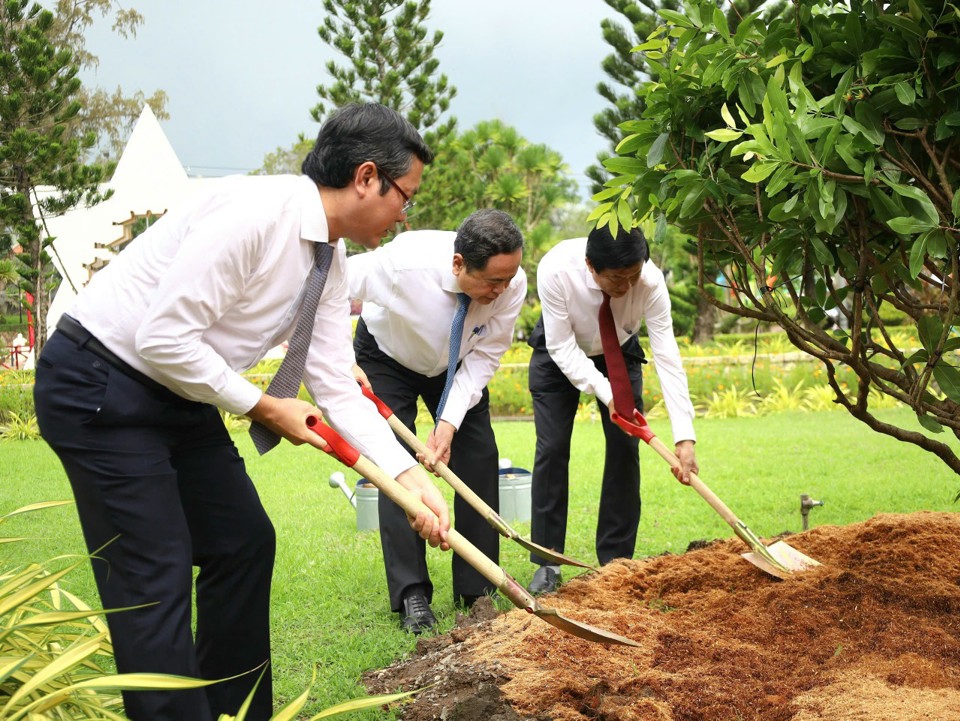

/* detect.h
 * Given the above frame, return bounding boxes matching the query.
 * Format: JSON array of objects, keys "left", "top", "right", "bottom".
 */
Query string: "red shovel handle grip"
[
  {"left": 611, "top": 408, "right": 656, "bottom": 443},
  {"left": 306, "top": 416, "right": 360, "bottom": 467},
  {"left": 359, "top": 383, "right": 393, "bottom": 420}
]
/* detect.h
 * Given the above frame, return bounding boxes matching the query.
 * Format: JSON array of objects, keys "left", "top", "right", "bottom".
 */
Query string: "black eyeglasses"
[{"left": 377, "top": 166, "right": 415, "bottom": 215}]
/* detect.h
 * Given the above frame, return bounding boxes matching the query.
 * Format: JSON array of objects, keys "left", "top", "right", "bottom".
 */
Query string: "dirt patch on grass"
[{"left": 364, "top": 511, "right": 960, "bottom": 720}]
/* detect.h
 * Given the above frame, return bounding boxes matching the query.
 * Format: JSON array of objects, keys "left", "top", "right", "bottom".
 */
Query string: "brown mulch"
[{"left": 364, "top": 511, "right": 960, "bottom": 720}]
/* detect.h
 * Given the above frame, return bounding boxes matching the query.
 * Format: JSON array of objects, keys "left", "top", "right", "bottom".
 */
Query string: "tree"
[
  {"left": 310, "top": 0, "right": 456, "bottom": 141},
  {"left": 0, "top": 0, "right": 111, "bottom": 353},
  {"left": 596, "top": 0, "right": 960, "bottom": 475},
  {"left": 48, "top": 0, "right": 169, "bottom": 162},
  {"left": 411, "top": 119, "right": 580, "bottom": 301},
  {"left": 590, "top": 0, "right": 782, "bottom": 343},
  {"left": 254, "top": 134, "right": 314, "bottom": 176}
]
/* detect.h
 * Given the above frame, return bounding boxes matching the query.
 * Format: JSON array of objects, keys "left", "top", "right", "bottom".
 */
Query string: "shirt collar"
[
  {"left": 441, "top": 272, "right": 462, "bottom": 294},
  {"left": 298, "top": 176, "right": 330, "bottom": 244},
  {"left": 583, "top": 263, "right": 602, "bottom": 292}
]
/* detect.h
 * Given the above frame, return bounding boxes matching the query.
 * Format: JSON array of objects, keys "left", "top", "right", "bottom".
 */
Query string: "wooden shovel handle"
[
  {"left": 613, "top": 408, "right": 742, "bottom": 531},
  {"left": 307, "top": 417, "right": 535, "bottom": 610},
  {"left": 359, "top": 384, "right": 514, "bottom": 537},
  {"left": 644, "top": 435, "right": 741, "bottom": 530}
]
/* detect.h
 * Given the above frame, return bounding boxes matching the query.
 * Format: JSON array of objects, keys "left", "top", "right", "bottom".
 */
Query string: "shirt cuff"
[{"left": 219, "top": 375, "right": 263, "bottom": 416}]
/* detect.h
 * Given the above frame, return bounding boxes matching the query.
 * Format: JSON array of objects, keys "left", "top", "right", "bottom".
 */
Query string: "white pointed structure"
[{"left": 43, "top": 105, "right": 208, "bottom": 332}]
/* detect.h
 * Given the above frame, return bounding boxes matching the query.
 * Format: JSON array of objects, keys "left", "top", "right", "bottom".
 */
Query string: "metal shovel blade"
[
  {"left": 497, "top": 575, "right": 640, "bottom": 647},
  {"left": 512, "top": 536, "right": 596, "bottom": 570},
  {"left": 743, "top": 539, "right": 821, "bottom": 579},
  {"left": 532, "top": 605, "right": 640, "bottom": 647}
]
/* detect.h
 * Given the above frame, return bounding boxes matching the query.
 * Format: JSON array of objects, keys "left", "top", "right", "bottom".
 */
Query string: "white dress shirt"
[
  {"left": 348, "top": 230, "right": 526, "bottom": 430},
  {"left": 70, "top": 174, "right": 416, "bottom": 477},
  {"left": 537, "top": 237, "right": 696, "bottom": 443}
]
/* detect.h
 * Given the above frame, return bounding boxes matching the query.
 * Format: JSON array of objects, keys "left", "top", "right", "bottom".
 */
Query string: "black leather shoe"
[
  {"left": 399, "top": 592, "right": 437, "bottom": 634},
  {"left": 527, "top": 566, "right": 561, "bottom": 595}
]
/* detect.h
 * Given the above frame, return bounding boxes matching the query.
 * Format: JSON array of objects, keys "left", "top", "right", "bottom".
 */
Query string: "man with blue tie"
[{"left": 348, "top": 209, "right": 525, "bottom": 633}]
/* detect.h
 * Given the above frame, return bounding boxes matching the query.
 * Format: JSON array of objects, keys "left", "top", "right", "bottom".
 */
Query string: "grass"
[{"left": 2, "top": 406, "right": 958, "bottom": 718}]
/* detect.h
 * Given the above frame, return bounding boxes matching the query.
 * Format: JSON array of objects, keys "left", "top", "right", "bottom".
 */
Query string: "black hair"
[
  {"left": 585, "top": 224, "right": 649, "bottom": 272},
  {"left": 454, "top": 209, "right": 524, "bottom": 271},
  {"left": 301, "top": 103, "right": 434, "bottom": 191}
]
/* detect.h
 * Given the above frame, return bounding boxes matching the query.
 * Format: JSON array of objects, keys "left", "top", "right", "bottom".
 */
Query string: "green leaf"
[
  {"left": 705, "top": 128, "right": 743, "bottom": 142},
  {"left": 741, "top": 161, "right": 779, "bottom": 183},
  {"left": 809, "top": 236, "right": 834, "bottom": 265},
  {"left": 917, "top": 414, "right": 944, "bottom": 433},
  {"left": 909, "top": 232, "right": 929, "bottom": 278},
  {"left": 932, "top": 363, "right": 960, "bottom": 403},
  {"left": 658, "top": 9, "right": 695, "bottom": 27},
  {"left": 0, "top": 500, "right": 73, "bottom": 522},
  {"left": 765, "top": 53, "right": 790, "bottom": 69},
  {"left": 647, "top": 132, "right": 670, "bottom": 167},
  {"left": 310, "top": 689, "right": 420, "bottom": 719},
  {"left": 888, "top": 216, "right": 937, "bottom": 234},
  {"left": 616, "top": 199, "right": 634, "bottom": 232},
  {"left": 655, "top": 213, "right": 667, "bottom": 243},
  {"left": 615, "top": 133, "right": 645, "bottom": 154},
  {"left": 721, "top": 103, "right": 737, "bottom": 129},
  {"left": 679, "top": 186, "right": 707, "bottom": 218},
  {"left": 917, "top": 315, "right": 943, "bottom": 352},
  {"left": 902, "top": 348, "right": 929, "bottom": 367},
  {"left": 713, "top": 6, "right": 731, "bottom": 39},
  {"left": 884, "top": 181, "right": 939, "bottom": 225},
  {"left": 603, "top": 156, "right": 646, "bottom": 175},
  {"left": 586, "top": 202, "right": 613, "bottom": 222},
  {"left": 833, "top": 68, "right": 855, "bottom": 116},
  {"left": 765, "top": 163, "right": 795, "bottom": 197},
  {"left": 894, "top": 81, "right": 917, "bottom": 106},
  {"left": 765, "top": 74, "right": 791, "bottom": 119}
]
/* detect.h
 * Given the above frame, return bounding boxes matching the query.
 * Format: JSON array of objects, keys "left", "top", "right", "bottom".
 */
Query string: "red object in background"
[{"left": 24, "top": 291, "right": 35, "bottom": 348}]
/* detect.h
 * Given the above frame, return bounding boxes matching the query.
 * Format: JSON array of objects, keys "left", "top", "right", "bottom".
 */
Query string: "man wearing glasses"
[
  {"left": 348, "top": 209, "right": 526, "bottom": 633},
  {"left": 33, "top": 103, "right": 449, "bottom": 721}
]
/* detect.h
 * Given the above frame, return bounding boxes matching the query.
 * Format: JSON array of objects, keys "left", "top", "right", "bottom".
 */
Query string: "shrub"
[
  {"left": 0, "top": 502, "right": 418, "bottom": 721},
  {"left": 0, "top": 369, "right": 34, "bottom": 423}
]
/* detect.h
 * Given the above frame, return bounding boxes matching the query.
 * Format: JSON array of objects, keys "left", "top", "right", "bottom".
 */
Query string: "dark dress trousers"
[
  {"left": 526, "top": 316, "right": 646, "bottom": 567},
  {"left": 33, "top": 329, "right": 276, "bottom": 721},
  {"left": 354, "top": 319, "right": 499, "bottom": 610}
]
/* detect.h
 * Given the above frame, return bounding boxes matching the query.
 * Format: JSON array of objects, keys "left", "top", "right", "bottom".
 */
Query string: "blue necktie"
[
  {"left": 435, "top": 292, "right": 470, "bottom": 422},
  {"left": 250, "top": 242, "right": 335, "bottom": 454}
]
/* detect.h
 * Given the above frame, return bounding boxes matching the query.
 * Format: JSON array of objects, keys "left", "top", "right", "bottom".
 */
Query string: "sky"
[{"left": 80, "top": 1, "right": 624, "bottom": 199}]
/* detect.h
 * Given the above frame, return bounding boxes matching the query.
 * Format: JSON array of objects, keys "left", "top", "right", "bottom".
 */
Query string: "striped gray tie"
[{"left": 250, "top": 242, "right": 335, "bottom": 454}]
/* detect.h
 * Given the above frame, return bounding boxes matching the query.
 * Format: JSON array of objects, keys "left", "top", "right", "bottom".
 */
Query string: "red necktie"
[{"left": 598, "top": 291, "right": 636, "bottom": 417}]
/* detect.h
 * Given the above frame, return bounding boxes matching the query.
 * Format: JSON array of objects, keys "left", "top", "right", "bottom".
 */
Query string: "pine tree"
[
  {"left": 311, "top": 0, "right": 456, "bottom": 142},
  {"left": 0, "top": 0, "right": 111, "bottom": 352}
]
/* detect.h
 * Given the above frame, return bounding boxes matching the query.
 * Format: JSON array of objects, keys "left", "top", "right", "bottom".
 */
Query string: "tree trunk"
[{"left": 692, "top": 292, "right": 716, "bottom": 345}]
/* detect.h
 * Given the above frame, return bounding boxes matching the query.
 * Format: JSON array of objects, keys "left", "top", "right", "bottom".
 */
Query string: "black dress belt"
[{"left": 56, "top": 314, "right": 170, "bottom": 394}]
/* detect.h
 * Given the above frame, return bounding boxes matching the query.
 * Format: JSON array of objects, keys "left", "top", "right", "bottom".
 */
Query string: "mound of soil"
[{"left": 364, "top": 512, "right": 960, "bottom": 720}]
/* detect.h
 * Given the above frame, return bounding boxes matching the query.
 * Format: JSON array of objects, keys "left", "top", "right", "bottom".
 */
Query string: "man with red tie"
[{"left": 525, "top": 224, "right": 698, "bottom": 595}]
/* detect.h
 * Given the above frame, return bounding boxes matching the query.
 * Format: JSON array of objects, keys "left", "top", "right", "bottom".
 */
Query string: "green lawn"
[{"left": 2, "top": 406, "right": 958, "bottom": 718}]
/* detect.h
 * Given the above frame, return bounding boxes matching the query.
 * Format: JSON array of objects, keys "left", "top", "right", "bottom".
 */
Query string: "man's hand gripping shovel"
[
  {"left": 359, "top": 384, "right": 596, "bottom": 572},
  {"left": 307, "top": 415, "right": 639, "bottom": 647},
  {"left": 610, "top": 408, "right": 821, "bottom": 579}
]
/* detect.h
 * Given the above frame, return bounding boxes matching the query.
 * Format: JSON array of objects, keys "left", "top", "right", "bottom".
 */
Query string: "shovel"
[
  {"left": 610, "top": 408, "right": 821, "bottom": 579},
  {"left": 307, "top": 415, "right": 639, "bottom": 647},
  {"left": 358, "top": 384, "right": 596, "bottom": 571}
]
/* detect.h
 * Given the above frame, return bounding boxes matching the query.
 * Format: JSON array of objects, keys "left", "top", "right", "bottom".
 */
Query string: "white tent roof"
[{"left": 42, "top": 105, "right": 208, "bottom": 332}]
